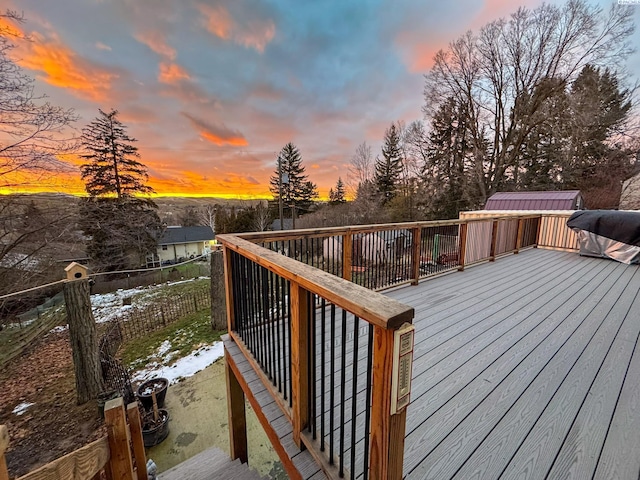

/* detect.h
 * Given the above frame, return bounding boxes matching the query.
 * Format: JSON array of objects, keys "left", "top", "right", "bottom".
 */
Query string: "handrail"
[
  {"left": 236, "top": 215, "right": 542, "bottom": 243},
  {"left": 217, "top": 234, "right": 414, "bottom": 330}
]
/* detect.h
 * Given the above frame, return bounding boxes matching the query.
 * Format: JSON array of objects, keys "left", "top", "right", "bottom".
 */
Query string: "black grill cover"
[{"left": 566, "top": 210, "right": 640, "bottom": 247}]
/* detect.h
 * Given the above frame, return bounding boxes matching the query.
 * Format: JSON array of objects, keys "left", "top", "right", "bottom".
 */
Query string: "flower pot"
[
  {"left": 137, "top": 377, "right": 168, "bottom": 410},
  {"left": 142, "top": 409, "right": 169, "bottom": 447}
]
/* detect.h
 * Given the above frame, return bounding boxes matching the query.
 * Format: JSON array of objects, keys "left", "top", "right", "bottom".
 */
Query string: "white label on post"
[{"left": 391, "top": 323, "right": 415, "bottom": 414}]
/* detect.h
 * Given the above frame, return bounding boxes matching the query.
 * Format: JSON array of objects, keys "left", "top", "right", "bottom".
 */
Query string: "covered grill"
[{"left": 566, "top": 210, "right": 640, "bottom": 264}]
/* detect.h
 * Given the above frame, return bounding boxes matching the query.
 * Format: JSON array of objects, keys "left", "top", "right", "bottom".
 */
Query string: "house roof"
[
  {"left": 485, "top": 190, "right": 582, "bottom": 210},
  {"left": 159, "top": 226, "right": 214, "bottom": 245}
]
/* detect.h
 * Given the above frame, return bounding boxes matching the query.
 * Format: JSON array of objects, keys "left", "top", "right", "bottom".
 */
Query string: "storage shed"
[{"left": 485, "top": 190, "right": 583, "bottom": 211}]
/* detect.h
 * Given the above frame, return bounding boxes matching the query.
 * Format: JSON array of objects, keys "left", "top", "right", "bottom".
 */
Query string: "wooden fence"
[
  {"left": 0, "top": 398, "right": 146, "bottom": 480},
  {"left": 0, "top": 310, "right": 66, "bottom": 367},
  {"left": 112, "top": 287, "right": 211, "bottom": 341}
]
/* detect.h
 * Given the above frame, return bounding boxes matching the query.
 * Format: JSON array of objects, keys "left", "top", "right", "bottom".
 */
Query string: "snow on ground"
[
  {"left": 48, "top": 277, "right": 208, "bottom": 333},
  {"left": 12, "top": 402, "right": 34, "bottom": 416},
  {"left": 131, "top": 341, "right": 224, "bottom": 385}
]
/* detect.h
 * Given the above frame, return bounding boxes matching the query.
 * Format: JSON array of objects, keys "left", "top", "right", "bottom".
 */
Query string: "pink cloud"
[
  {"left": 198, "top": 3, "right": 275, "bottom": 53},
  {"left": 182, "top": 112, "right": 248, "bottom": 147},
  {"left": 135, "top": 31, "right": 176, "bottom": 60},
  {"left": 158, "top": 62, "right": 191, "bottom": 84}
]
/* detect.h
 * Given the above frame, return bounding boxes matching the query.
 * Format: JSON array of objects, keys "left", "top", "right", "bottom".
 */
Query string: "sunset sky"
[{"left": 4, "top": 0, "right": 640, "bottom": 198}]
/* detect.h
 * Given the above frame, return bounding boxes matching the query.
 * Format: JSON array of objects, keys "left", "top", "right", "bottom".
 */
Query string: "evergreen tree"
[
  {"left": 79, "top": 109, "right": 161, "bottom": 271},
  {"left": 374, "top": 124, "right": 404, "bottom": 204},
  {"left": 329, "top": 177, "right": 347, "bottom": 205},
  {"left": 80, "top": 109, "right": 153, "bottom": 198},
  {"left": 269, "top": 143, "right": 318, "bottom": 216},
  {"left": 425, "top": 97, "right": 479, "bottom": 218}
]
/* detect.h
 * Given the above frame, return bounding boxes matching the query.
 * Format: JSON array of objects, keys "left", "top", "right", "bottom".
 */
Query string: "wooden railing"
[
  {"left": 0, "top": 398, "right": 146, "bottom": 480},
  {"left": 219, "top": 212, "right": 577, "bottom": 479}
]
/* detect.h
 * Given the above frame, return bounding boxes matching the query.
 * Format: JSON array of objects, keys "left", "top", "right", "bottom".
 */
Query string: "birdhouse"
[{"left": 64, "top": 262, "right": 89, "bottom": 281}]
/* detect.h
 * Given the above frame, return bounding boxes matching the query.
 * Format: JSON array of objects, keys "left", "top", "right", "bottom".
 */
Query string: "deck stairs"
[{"left": 157, "top": 447, "right": 266, "bottom": 480}]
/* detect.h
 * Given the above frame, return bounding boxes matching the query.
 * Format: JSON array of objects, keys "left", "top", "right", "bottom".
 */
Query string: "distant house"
[
  {"left": 148, "top": 226, "right": 215, "bottom": 267},
  {"left": 485, "top": 190, "right": 583, "bottom": 211},
  {"left": 272, "top": 219, "right": 293, "bottom": 231}
]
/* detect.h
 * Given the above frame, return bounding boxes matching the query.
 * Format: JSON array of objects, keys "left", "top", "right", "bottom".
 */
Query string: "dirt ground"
[
  {"left": 0, "top": 331, "right": 105, "bottom": 478},
  {"left": 0, "top": 330, "right": 284, "bottom": 479}
]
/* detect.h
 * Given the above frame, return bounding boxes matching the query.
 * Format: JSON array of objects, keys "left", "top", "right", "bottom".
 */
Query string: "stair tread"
[{"left": 156, "top": 447, "right": 266, "bottom": 480}]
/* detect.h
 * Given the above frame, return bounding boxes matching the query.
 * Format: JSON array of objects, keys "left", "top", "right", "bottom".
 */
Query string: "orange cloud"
[
  {"left": 14, "top": 32, "right": 118, "bottom": 102},
  {"left": 134, "top": 31, "right": 176, "bottom": 60},
  {"left": 182, "top": 112, "right": 248, "bottom": 147},
  {"left": 158, "top": 62, "right": 191, "bottom": 84},
  {"left": 198, "top": 4, "right": 275, "bottom": 53}
]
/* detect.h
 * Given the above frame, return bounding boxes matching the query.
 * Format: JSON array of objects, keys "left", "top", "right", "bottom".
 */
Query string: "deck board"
[{"left": 227, "top": 248, "right": 640, "bottom": 480}]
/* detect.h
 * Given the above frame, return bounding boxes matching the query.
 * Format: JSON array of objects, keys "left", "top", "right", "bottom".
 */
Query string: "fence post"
[
  {"left": 369, "top": 325, "right": 409, "bottom": 480},
  {"left": 64, "top": 279, "right": 104, "bottom": 404},
  {"left": 489, "top": 219, "right": 499, "bottom": 262},
  {"left": 515, "top": 218, "right": 524, "bottom": 254},
  {"left": 105, "top": 397, "right": 135, "bottom": 480},
  {"left": 458, "top": 223, "right": 468, "bottom": 271},
  {"left": 342, "top": 233, "right": 352, "bottom": 282},
  {"left": 1, "top": 425, "right": 9, "bottom": 480},
  {"left": 211, "top": 250, "right": 227, "bottom": 330},
  {"left": 126, "top": 403, "right": 147, "bottom": 480},
  {"left": 223, "top": 247, "right": 236, "bottom": 332},
  {"left": 290, "top": 282, "right": 309, "bottom": 449},
  {"left": 411, "top": 227, "right": 422, "bottom": 285}
]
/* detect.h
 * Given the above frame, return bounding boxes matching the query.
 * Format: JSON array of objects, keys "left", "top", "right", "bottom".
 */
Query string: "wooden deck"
[{"left": 228, "top": 248, "right": 640, "bottom": 479}]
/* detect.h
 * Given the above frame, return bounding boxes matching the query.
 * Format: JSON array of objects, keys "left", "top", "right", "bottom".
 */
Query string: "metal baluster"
[
  {"left": 339, "top": 308, "right": 347, "bottom": 477},
  {"left": 350, "top": 315, "right": 359, "bottom": 477},
  {"left": 363, "top": 324, "right": 374, "bottom": 480},
  {"left": 329, "top": 303, "right": 336, "bottom": 464},
  {"left": 320, "top": 298, "right": 326, "bottom": 451}
]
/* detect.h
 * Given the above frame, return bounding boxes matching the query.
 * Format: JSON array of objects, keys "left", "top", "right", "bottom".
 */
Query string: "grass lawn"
[{"left": 120, "top": 308, "right": 225, "bottom": 371}]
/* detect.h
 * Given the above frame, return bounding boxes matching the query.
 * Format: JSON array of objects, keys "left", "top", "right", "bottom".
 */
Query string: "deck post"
[
  {"left": 489, "top": 219, "right": 499, "bottom": 261},
  {"left": 104, "top": 397, "right": 135, "bottom": 480},
  {"left": 342, "top": 233, "right": 352, "bottom": 282},
  {"left": 225, "top": 348, "right": 248, "bottom": 463},
  {"left": 0, "top": 425, "right": 9, "bottom": 480},
  {"left": 223, "top": 247, "right": 236, "bottom": 332},
  {"left": 515, "top": 218, "right": 524, "bottom": 254},
  {"left": 126, "top": 403, "right": 147, "bottom": 480},
  {"left": 458, "top": 223, "right": 468, "bottom": 271},
  {"left": 291, "top": 282, "right": 310, "bottom": 449},
  {"left": 369, "top": 326, "right": 409, "bottom": 480},
  {"left": 411, "top": 227, "right": 422, "bottom": 285}
]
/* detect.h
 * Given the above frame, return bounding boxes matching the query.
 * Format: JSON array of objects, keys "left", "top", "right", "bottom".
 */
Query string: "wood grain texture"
[
  {"left": 16, "top": 437, "right": 109, "bottom": 480},
  {"left": 104, "top": 397, "right": 134, "bottom": 480},
  {"left": 225, "top": 347, "right": 248, "bottom": 463},
  {"left": 125, "top": 403, "right": 147, "bottom": 480},
  {"left": 0, "top": 426, "right": 9, "bottom": 480},
  {"left": 291, "top": 283, "right": 309, "bottom": 448},
  {"left": 342, "top": 234, "right": 352, "bottom": 282}
]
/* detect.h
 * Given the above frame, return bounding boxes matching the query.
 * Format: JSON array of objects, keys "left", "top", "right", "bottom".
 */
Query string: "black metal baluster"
[
  {"left": 350, "top": 315, "right": 359, "bottom": 477},
  {"left": 363, "top": 323, "right": 374, "bottom": 480},
  {"left": 339, "top": 309, "right": 347, "bottom": 477},
  {"left": 274, "top": 271, "right": 282, "bottom": 393},
  {"left": 287, "top": 280, "right": 292, "bottom": 406},
  {"left": 280, "top": 275, "right": 287, "bottom": 400},
  {"left": 261, "top": 267, "right": 272, "bottom": 380},
  {"left": 329, "top": 303, "right": 336, "bottom": 464},
  {"left": 320, "top": 298, "right": 326, "bottom": 452}
]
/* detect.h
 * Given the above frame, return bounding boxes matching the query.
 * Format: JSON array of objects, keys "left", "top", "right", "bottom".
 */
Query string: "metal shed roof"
[{"left": 485, "top": 190, "right": 582, "bottom": 210}]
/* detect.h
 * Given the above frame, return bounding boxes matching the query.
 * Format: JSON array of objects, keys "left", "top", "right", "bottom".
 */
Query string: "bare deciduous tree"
[
  {"left": 424, "top": 0, "right": 635, "bottom": 201},
  {"left": 0, "top": 10, "right": 78, "bottom": 188},
  {"left": 347, "top": 142, "right": 374, "bottom": 194}
]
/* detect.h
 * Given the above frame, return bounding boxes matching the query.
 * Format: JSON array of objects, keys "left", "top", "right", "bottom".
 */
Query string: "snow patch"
[
  {"left": 12, "top": 402, "right": 34, "bottom": 416},
  {"left": 132, "top": 342, "right": 224, "bottom": 385}
]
